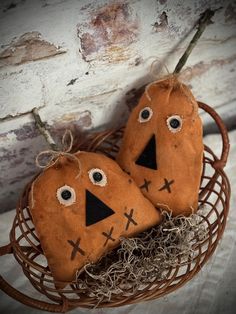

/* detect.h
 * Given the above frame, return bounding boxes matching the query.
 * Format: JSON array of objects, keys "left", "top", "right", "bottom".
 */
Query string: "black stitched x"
[
  {"left": 158, "top": 178, "right": 175, "bottom": 193},
  {"left": 67, "top": 238, "right": 85, "bottom": 260},
  {"left": 124, "top": 208, "right": 137, "bottom": 231},
  {"left": 139, "top": 178, "right": 151, "bottom": 192},
  {"left": 102, "top": 227, "right": 115, "bottom": 247}
]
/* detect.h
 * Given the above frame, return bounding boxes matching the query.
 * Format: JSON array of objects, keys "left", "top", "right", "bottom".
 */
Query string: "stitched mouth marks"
[
  {"left": 139, "top": 178, "right": 151, "bottom": 192},
  {"left": 67, "top": 206, "right": 139, "bottom": 260},
  {"left": 102, "top": 227, "right": 115, "bottom": 247},
  {"left": 124, "top": 208, "right": 137, "bottom": 230},
  {"left": 67, "top": 238, "right": 85, "bottom": 260},
  {"left": 158, "top": 178, "right": 174, "bottom": 193}
]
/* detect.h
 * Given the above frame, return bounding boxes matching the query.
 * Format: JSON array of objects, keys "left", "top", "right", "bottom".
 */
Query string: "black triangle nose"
[
  {"left": 86, "top": 190, "right": 115, "bottom": 226},
  {"left": 135, "top": 134, "right": 157, "bottom": 170}
]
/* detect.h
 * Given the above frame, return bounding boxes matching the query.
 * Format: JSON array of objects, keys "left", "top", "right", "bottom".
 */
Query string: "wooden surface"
[{"left": 0, "top": 0, "right": 236, "bottom": 212}]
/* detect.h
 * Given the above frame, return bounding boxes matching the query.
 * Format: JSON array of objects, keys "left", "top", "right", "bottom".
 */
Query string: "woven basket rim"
[{"left": 0, "top": 101, "right": 231, "bottom": 312}]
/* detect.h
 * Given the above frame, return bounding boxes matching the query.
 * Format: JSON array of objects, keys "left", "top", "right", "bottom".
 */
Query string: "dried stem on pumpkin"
[
  {"left": 173, "top": 8, "right": 221, "bottom": 74},
  {"left": 32, "top": 107, "right": 58, "bottom": 151}
]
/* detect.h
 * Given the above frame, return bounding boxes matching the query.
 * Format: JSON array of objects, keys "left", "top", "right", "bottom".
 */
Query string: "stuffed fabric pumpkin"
[
  {"left": 117, "top": 77, "right": 203, "bottom": 216},
  {"left": 29, "top": 151, "right": 161, "bottom": 286}
]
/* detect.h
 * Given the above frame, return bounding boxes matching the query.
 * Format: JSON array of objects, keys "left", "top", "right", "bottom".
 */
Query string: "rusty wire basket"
[{"left": 0, "top": 101, "right": 231, "bottom": 312}]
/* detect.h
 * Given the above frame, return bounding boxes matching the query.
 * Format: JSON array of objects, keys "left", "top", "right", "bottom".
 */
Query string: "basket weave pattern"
[{"left": 0, "top": 102, "right": 231, "bottom": 312}]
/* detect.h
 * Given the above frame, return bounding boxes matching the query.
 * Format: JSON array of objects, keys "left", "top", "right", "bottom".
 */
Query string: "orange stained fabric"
[
  {"left": 117, "top": 77, "right": 203, "bottom": 216},
  {"left": 29, "top": 151, "right": 161, "bottom": 286}
]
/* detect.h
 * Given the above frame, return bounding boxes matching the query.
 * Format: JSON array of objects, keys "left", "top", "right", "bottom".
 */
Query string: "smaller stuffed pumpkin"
[
  {"left": 29, "top": 151, "right": 161, "bottom": 287},
  {"left": 117, "top": 76, "right": 204, "bottom": 216}
]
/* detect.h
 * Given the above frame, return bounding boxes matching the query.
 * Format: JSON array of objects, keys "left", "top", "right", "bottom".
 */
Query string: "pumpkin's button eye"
[
  {"left": 138, "top": 106, "right": 153, "bottom": 123},
  {"left": 167, "top": 115, "right": 182, "bottom": 133},
  {"left": 170, "top": 118, "right": 180, "bottom": 129},
  {"left": 92, "top": 171, "right": 103, "bottom": 182},
  {"left": 88, "top": 168, "right": 107, "bottom": 187},
  {"left": 61, "top": 189, "right": 72, "bottom": 200},
  {"left": 56, "top": 185, "right": 76, "bottom": 206},
  {"left": 141, "top": 109, "right": 150, "bottom": 119}
]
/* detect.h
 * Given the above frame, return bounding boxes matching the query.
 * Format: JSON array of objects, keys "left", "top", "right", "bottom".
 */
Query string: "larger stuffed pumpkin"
[
  {"left": 117, "top": 77, "right": 204, "bottom": 216},
  {"left": 29, "top": 151, "right": 161, "bottom": 286}
]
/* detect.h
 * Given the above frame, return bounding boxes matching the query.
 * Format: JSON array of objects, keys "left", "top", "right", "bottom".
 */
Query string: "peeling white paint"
[
  {"left": 6, "top": 132, "right": 16, "bottom": 141},
  {"left": 0, "top": 0, "right": 235, "bottom": 212},
  {"left": 0, "top": 68, "right": 44, "bottom": 118}
]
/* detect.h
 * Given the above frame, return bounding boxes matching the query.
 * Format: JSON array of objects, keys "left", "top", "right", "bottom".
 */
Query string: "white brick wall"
[{"left": 0, "top": 0, "right": 235, "bottom": 212}]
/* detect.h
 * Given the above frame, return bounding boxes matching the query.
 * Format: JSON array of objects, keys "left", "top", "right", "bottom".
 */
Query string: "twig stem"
[
  {"left": 32, "top": 108, "right": 59, "bottom": 151},
  {"left": 173, "top": 8, "right": 221, "bottom": 74}
]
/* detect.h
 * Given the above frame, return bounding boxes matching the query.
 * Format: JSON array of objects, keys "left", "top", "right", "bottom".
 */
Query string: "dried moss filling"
[{"left": 76, "top": 209, "right": 208, "bottom": 302}]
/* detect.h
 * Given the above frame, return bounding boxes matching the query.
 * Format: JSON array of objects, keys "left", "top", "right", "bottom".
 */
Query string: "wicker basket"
[{"left": 0, "top": 102, "right": 230, "bottom": 312}]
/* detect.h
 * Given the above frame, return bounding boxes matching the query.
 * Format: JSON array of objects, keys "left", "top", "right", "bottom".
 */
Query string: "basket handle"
[
  {"left": 0, "top": 244, "right": 67, "bottom": 313},
  {"left": 198, "top": 101, "right": 230, "bottom": 169}
]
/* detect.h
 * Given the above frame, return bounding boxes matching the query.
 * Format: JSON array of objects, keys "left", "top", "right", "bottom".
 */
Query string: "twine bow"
[{"left": 35, "top": 130, "right": 80, "bottom": 170}]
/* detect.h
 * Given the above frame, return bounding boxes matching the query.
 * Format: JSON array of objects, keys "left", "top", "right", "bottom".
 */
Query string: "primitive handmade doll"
[
  {"left": 117, "top": 76, "right": 204, "bottom": 216},
  {"left": 29, "top": 151, "right": 161, "bottom": 286}
]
